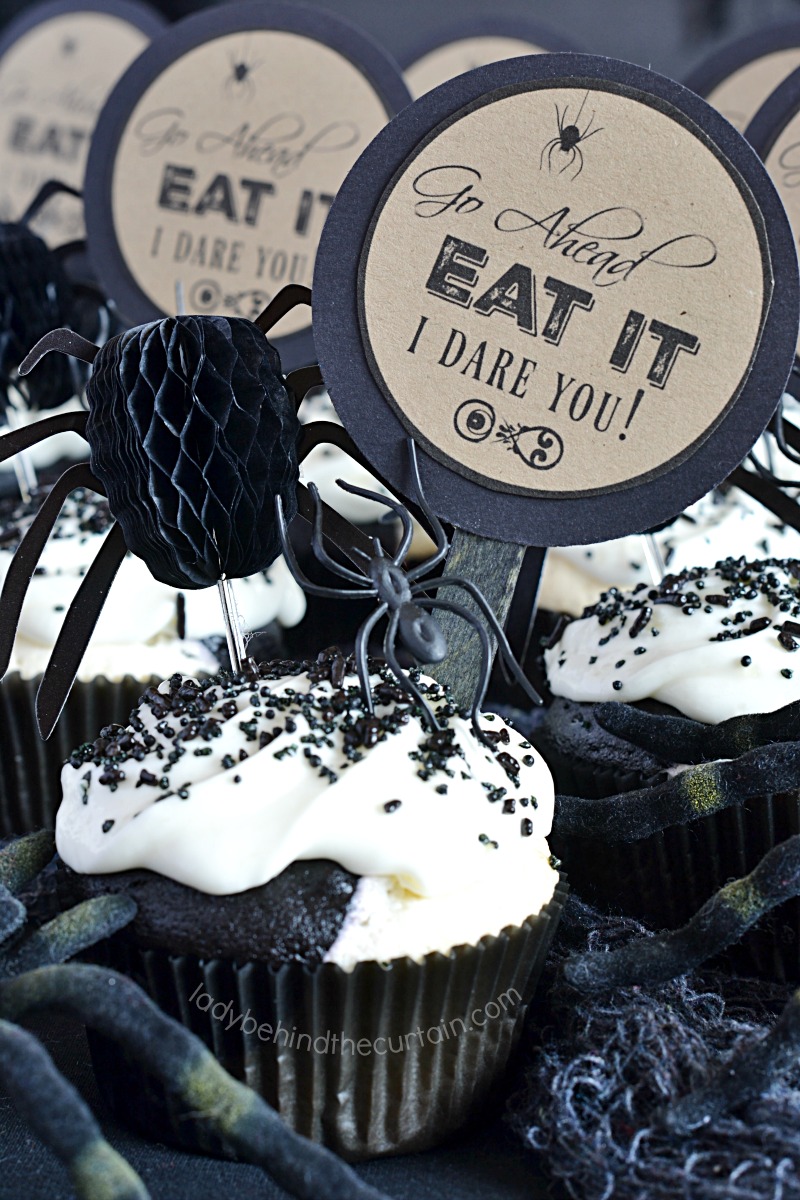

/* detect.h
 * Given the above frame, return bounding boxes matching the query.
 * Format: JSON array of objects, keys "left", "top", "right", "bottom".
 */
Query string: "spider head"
[{"left": 369, "top": 557, "right": 411, "bottom": 605}]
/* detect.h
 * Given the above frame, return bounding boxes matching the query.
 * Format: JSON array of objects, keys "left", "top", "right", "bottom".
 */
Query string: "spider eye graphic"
[{"left": 454, "top": 399, "right": 496, "bottom": 442}]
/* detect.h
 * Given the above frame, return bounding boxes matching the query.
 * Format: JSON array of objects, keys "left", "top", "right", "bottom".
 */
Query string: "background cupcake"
[
  {"left": 0, "top": 484, "right": 305, "bottom": 834},
  {"left": 538, "top": 556, "right": 800, "bottom": 978}
]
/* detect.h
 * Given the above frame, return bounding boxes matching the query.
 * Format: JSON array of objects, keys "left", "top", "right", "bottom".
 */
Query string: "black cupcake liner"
[
  {"left": 554, "top": 792, "right": 800, "bottom": 982},
  {"left": 0, "top": 672, "right": 153, "bottom": 836},
  {"left": 87, "top": 879, "right": 568, "bottom": 1161}
]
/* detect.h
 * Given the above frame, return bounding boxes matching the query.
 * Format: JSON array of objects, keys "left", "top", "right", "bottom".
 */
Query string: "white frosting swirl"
[
  {"left": 0, "top": 488, "right": 305, "bottom": 681},
  {"left": 539, "top": 485, "right": 800, "bottom": 616},
  {"left": 545, "top": 558, "right": 800, "bottom": 724},
  {"left": 56, "top": 664, "right": 558, "bottom": 954}
]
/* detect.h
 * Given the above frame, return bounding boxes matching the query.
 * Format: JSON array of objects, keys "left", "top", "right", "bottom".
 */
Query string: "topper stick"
[
  {"left": 427, "top": 529, "right": 526, "bottom": 708},
  {"left": 217, "top": 576, "right": 246, "bottom": 673},
  {"left": 174, "top": 279, "right": 186, "bottom": 317},
  {"left": 642, "top": 532, "right": 667, "bottom": 583},
  {"left": 6, "top": 390, "right": 38, "bottom": 503}
]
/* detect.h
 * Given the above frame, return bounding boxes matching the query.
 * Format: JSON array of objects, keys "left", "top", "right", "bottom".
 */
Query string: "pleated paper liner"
[
  {"left": 0, "top": 672, "right": 155, "bottom": 836},
  {"left": 86, "top": 879, "right": 568, "bottom": 1162},
  {"left": 552, "top": 793, "right": 800, "bottom": 982}
]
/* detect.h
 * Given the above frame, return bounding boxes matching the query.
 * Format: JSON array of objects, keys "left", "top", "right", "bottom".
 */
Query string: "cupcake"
[
  {"left": 538, "top": 483, "right": 800, "bottom": 618},
  {"left": 538, "top": 556, "right": 800, "bottom": 978},
  {"left": 56, "top": 650, "right": 566, "bottom": 1159},
  {"left": 0, "top": 485, "right": 305, "bottom": 834}
]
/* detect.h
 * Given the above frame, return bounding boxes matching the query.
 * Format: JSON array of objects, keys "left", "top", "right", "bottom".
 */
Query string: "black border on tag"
[
  {"left": 84, "top": 0, "right": 411, "bottom": 371},
  {"left": 745, "top": 64, "right": 800, "bottom": 399},
  {"left": 684, "top": 20, "right": 800, "bottom": 98},
  {"left": 0, "top": 0, "right": 164, "bottom": 58},
  {"left": 399, "top": 16, "right": 577, "bottom": 74},
  {"left": 313, "top": 52, "right": 799, "bottom": 547}
]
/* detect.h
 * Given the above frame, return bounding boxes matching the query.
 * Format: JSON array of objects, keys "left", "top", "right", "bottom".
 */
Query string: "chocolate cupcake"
[
  {"left": 56, "top": 651, "right": 566, "bottom": 1159},
  {"left": 0, "top": 485, "right": 305, "bottom": 834},
  {"left": 539, "top": 556, "right": 800, "bottom": 978}
]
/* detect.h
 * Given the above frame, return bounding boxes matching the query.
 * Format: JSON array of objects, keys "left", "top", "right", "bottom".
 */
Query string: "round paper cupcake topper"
[
  {"left": 0, "top": 0, "right": 163, "bottom": 246},
  {"left": 745, "top": 67, "right": 800, "bottom": 399},
  {"left": 684, "top": 20, "right": 800, "bottom": 133},
  {"left": 313, "top": 53, "right": 798, "bottom": 547},
  {"left": 84, "top": 0, "right": 410, "bottom": 371},
  {"left": 401, "top": 16, "right": 576, "bottom": 100}
]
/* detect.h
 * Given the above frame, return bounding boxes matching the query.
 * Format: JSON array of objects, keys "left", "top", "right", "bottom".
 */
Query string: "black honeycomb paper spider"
[
  {"left": 276, "top": 437, "right": 541, "bottom": 740},
  {"left": 0, "top": 284, "right": 330, "bottom": 740},
  {"left": 539, "top": 90, "right": 603, "bottom": 181}
]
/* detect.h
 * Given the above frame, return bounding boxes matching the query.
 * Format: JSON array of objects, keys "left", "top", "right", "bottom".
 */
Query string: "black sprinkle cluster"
[
  {"left": 551, "top": 558, "right": 800, "bottom": 688},
  {"left": 66, "top": 648, "right": 542, "bottom": 840},
  {"left": 0, "top": 487, "right": 115, "bottom": 563}
]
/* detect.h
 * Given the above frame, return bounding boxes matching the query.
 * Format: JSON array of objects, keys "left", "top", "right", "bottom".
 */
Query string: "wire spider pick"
[
  {"left": 0, "top": 284, "right": 326, "bottom": 738},
  {"left": 0, "top": 832, "right": 389, "bottom": 1200},
  {"left": 277, "top": 435, "right": 542, "bottom": 739}
]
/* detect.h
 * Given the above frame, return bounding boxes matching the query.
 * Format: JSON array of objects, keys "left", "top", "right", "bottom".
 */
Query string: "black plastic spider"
[
  {"left": 539, "top": 90, "right": 603, "bottom": 181},
  {"left": 0, "top": 832, "right": 388, "bottom": 1200},
  {"left": 276, "top": 437, "right": 541, "bottom": 737},
  {"left": 0, "top": 284, "right": 324, "bottom": 739}
]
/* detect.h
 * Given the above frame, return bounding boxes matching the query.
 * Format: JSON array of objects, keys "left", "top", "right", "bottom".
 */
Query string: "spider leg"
[
  {"left": 595, "top": 698, "right": 800, "bottom": 764},
  {"left": 19, "top": 179, "right": 82, "bottom": 226},
  {"left": 382, "top": 610, "right": 441, "bottom": 730},
  {"left": 333, "top": 477, "right": 414, "bottom": 565},
  {"left": 546, "top": 140, "right": 560, "bottom": 172},
  {"left": 539, "top": 136, "right": 559, "bottom": 171},
  {"left": 0, "top": 410, "right": 87, "bottom": 464},
  {"left": 275, "top": 495, "right": 370, "bottom": 598},
  {"left": 0, "top": 463, "right": 102, "bottom": 680},
  {"left": 354, "top": 602, "right": 388, "bottom": 715},
  {"left": 0, "top": 1019, "right": 149, "bottom": 1200},
  {"left": 573, "top": 90, "right": 590, "bottom": 128},
  {"left": 19, "top": 329, "right": 100, "bottom": 374},
  {"left": 563, "top": 831, "right": 800, "bottom": 995},
  {"left": 405, "top": 439, "right": 449, "bottom": 580},
  {"left": 419, "top": 575, "right": 542, "bottom": 705},
  {"left": 294, "top": 483, "right": 379, "bottom": 571},
  {"left": 580, "top": 125, "right": 603, "bottom": 142},
  {"left": 0, "top": 964, "right": 390, "bottom": 1200},
  {"left": 419, "top": 596, "right": 491, "bottom": 737},
  {"left": 306, "top": 482, "right": 367, "bottom": 584},
  {"left": 559, "top": 146, "right": 577, "bottom": 175},
  {"left": 253, "top": 284, "right": 312, "bottom": 335},
  {"left": 554, "top": 740, "right": 800, "bottom": 841},
  {"left": 36, "top": 522, "right": 128, "bottom": 740},
  {"left": 571, "top": 146, "right": 584, "bottom": 180},
  {"left": 285, "top": 363, "right": 323, "bottom": 412}
]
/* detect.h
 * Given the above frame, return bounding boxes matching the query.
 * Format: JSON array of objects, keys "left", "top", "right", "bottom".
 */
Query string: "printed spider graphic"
[
  {"left": 225, "top": 49, "right": 262, "bottom": 100},
  {"left": 276, "top": 437, "right": 541, "bottom": 737},
  {"left": 539, "top": 90, "right": 603, "bottom": 180},
  {"left": 0, "top": 832, "right": 388, "bottom": 1200},
  {"left": 0, "top": 283, "right": 325, "bottom": 739}
]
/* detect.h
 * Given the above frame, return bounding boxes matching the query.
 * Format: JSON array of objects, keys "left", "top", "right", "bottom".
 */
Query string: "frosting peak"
[
  {"left": 56, "top": 654, "right": 556, "bottom": 900},
  {"left": 545, "top": 557, "right": 800, "bottom": 724}
]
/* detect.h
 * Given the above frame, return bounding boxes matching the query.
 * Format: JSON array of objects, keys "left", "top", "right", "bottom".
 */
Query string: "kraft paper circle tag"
[
  {"left": 745, "top": 65, "right": 800, "bottom": 396},
  {"left": 0, "top": 0, "right": 163, "bottom": 245},
  {"left": 84, "top": 0, "right": 410, "bottom": 370},
  {"left": 402, "top": 18, "right": 576, "bottom": 100},
  {"left": 313, "top": 53, "right": 798, "bottom": 547},
  {"left": 684, "top": 22, "right": 800, "bottom": 133}
]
